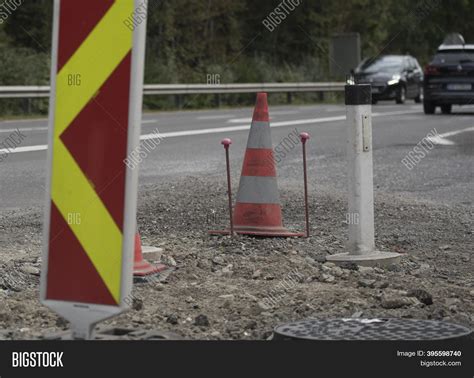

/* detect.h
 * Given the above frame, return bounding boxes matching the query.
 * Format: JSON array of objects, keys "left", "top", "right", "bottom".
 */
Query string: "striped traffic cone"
[
  {"left": 133, "top": 232, "right": 167, "bottom": 277},
  {"left": 210, "top": 93, "right": 304, "bottom": 237}
]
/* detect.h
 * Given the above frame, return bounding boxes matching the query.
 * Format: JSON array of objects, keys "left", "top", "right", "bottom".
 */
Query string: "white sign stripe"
[{"left": 0, "top": 110, "right": 421, "bottom": 155}]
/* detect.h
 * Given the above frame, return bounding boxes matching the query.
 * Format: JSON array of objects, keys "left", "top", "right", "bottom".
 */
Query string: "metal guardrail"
[
  {"left": 0, "top": 86, "right": 50, "bottom": 99},
  {"left": 0, "top": 83, "right": 345, "bottom": 99}
]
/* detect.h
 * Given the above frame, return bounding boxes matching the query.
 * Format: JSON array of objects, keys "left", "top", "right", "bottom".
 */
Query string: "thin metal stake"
[
  {"left": 300, "top": 132, "right": 310, "bottom": 238},
  {"left": 221, "top": 139, "right": 234, "bottom": 237}
]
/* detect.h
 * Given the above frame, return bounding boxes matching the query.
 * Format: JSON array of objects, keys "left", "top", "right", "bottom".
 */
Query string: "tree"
[{"left": 3, "top": 0, "right": 52, "bottom": 53}]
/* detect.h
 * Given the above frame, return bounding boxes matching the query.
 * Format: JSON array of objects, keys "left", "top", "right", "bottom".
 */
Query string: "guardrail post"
[
  {"left": 175, "top": 95, "right": 183, "bottom": 109},
  {"left": 287, "top": 92, "right": 292, "bottom": 104},
  {"left": 214, "top": 94, "right": 221, "bottom": 108},
  {"left": 326, "top": 83, "right": 402, "bottom": 267},
  {"left": 22, "top": 98, "right": 31, "bottom": 114}
]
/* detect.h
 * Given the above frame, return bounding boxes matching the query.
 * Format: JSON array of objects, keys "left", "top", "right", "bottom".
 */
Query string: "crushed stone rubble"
[{"left": 0, "top": 176, "right": 472, "bottom": 340}]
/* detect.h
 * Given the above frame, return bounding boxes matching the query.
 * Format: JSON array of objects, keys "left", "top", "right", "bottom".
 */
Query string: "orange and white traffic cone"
[
  {"left": 210, "top": 93, "right": 304, "bottom": 237},
  {"left": 133, "top": 232, "right": 167, "bottom": 277}
]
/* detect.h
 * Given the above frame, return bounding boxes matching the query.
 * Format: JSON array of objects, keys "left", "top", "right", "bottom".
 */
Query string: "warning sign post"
[{"left": 40, "top": 0, "right": 147, "bottom": 339}]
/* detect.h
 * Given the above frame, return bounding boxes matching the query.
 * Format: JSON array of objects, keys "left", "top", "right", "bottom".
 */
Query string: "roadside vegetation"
[{"left": 1, "top": 0, "right": 474, "bottom": 116}]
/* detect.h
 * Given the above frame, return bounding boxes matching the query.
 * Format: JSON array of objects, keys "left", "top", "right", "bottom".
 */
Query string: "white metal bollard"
[{"left": 327, "top": 83, "right": 401, "bottom": 267}]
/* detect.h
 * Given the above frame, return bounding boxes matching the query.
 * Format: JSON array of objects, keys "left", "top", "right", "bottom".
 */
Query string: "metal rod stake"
[
  {"left": 300, "top": 132, "right": 310, "bottom": 238},
  {"left": 222, "top": 139, "right": 234, "bottom": 237}
]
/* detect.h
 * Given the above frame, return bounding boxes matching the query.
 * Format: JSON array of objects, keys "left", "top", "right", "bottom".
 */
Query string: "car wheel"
[
  {"left": 441, "top": 104, "right": 452, "bottom": 114},
  {"left": 396, "top": 85, "right": 406, "bottom": 104},
  {"left": 423, "top": 101, "right": 436, "bottom": 115}
]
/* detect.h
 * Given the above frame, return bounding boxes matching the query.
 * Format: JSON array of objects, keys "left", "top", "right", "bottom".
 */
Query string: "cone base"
[
  {"left": 133, "top": 261, "right": 168, "bottom": 277},
  {"left": 209, "top": 227, "right": 304, "bottom": 238}
]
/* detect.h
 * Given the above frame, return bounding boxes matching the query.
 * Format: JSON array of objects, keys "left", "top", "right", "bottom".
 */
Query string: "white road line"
[
  {"left": 0, "top": 145, "right": 48, "bottom": 154},
  {"left": 270, "top": 110, "right": 299, "bottom": 115},
  {"left": 0, "top": 120, "right": 158, "bottom": 134},
  {"left": 1, "top": 118, "right": 47, "bottom": 124},
  {"left": 0, "top": 110, "right": 421, "bottom": 155},
  {"left": 436, "top": 126, "right": 474, "bottom": 138},
  {"left": 0, "top": 127, "right": 48, "bottom": 133},
  {"left": 428, "top": 126, "right": 474, "bottom": 146},
  {"left": 428, "top": 136, "right": 455, "bottom": 146},
  {"left": 372, "top": 110, "right": 421, "bottom": 117},
  {"left": 227, "top": 117, "right": 253, "bottom": 123},
  {"left": 143, "top": 110, "right": 419, "bottom": 139},
  {"left": 197, "top": 114, "right": 235, "bottom": 120},
  {"left": 227, "top": 111, "right": 300, "bottom": 123},
  {"left": 0, "top": 117, "right": 157, "bottom": 125}
]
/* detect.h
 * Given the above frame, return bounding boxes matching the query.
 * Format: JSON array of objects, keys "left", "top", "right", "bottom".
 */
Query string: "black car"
[
  {"left": 423, "top": 43, "right": 474, "bottom": 114},
  {"left": 354, "top": 55, "right": 424, "bottom": 104}
]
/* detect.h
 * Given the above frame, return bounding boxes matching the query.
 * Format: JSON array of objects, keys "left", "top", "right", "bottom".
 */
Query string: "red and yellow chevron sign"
[{"left": 45, "top": 0, "right": 137, "bottom": 306}]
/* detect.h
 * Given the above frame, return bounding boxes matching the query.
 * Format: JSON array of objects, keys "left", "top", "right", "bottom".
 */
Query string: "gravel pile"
[{"left": 0, "top": 175, "right": 472, "bottom": 340}]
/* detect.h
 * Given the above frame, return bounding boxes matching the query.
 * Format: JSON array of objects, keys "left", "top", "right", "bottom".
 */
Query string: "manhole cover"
[{"left": 273, "top": 318, "right": 472, "bottom": 341}]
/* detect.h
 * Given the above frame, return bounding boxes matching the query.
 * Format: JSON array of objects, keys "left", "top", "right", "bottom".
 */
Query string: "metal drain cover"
[{"left": 273, "top": 318, "right": 472, "bottom": 341}]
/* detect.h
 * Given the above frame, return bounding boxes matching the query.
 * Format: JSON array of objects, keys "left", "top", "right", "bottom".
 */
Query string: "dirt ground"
[{"left": 0, "top": 175, "right": 473, "bottom": 340}]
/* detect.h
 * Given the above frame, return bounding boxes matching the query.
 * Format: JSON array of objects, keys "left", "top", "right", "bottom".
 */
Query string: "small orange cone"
[
  {"left": 133, "top": 233, "right": 167, "bottom": 277},
  {"left": 210, "top": 93, "right": 304, "bottom": 237}
]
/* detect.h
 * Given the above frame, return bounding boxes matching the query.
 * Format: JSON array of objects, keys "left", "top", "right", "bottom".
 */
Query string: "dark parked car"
[
  {"left": 354, "top": 55, "right": 423, "bottom": 104},
  {"left": 423, "top": 42, "right": 474, "bottom": 114}
]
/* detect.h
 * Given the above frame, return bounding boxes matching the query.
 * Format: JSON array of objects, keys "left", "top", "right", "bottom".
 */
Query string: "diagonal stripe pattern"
[{"left": 46, "top": 0, "right": 134, "bottom": 305}]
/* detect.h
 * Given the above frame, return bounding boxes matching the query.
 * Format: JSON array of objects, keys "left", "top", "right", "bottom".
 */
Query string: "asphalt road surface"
[{"left": 0, "top": 102, "right": 473, "bottom": 211}]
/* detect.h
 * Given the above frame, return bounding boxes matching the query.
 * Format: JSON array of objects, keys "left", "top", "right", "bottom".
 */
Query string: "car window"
[
  {"left": 357, "top": 56, "right": 404, "bottom": 73},
  {"left": 433, "top": 50, "right": 474, "bottom": 64},
  {"left": 404, "top": 58, "right": 412, "bottom": 70},
  {"left": 413, "top": 58, "right": 422, "bottom": 70}
]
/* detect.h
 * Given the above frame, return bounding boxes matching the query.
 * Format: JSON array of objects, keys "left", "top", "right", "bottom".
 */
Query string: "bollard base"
[{"left": 326, "top": 251, "right": 402, "bottom": 267}]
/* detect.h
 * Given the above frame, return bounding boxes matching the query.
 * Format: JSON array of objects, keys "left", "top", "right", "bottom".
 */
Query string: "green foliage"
[
  {"left": 0, "top": 48, "right": 49, "bottom": 85},
  {"left": 3, "top": 0, "right": 52, "bottom": 53},
  {"left": 0, "top": 47, "right": 50, "bottom": 115},
  {"left": 1, "top": 0, "right": 474, "bottom": 114}
]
